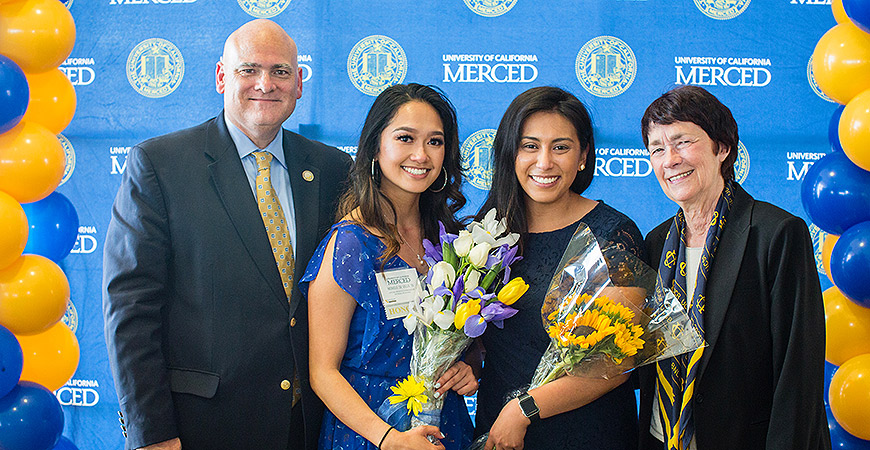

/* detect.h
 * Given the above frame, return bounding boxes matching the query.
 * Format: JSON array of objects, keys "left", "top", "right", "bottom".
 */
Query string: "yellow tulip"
[
  {"left": 498, "top": 277, "right": 529, "bottom": 306},
  {"left": 454, "top": 299, "right": 481, "bottom": 329}
]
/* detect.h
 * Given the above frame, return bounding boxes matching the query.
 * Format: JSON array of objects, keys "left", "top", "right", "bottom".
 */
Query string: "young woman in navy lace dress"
[{"left": 473, "top": 86, "right": 643, "bottom": 450}]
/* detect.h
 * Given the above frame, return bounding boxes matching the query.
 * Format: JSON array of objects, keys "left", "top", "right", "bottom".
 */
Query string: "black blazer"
[
  {"left": 103, "top": 114, "right": 352, "bottom": 450},
  {"left": 638, "top": 183, "right": 830, "bottom": 450}
]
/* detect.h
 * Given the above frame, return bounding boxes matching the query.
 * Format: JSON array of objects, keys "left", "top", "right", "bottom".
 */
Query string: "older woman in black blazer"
[{"left": 637, "top": 86, "right": 830, "bottom": 450}]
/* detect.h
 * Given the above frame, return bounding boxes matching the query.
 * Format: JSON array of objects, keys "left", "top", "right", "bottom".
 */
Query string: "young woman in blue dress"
[
  {"left": 473, "top": 86, "right": 643, "bottom": 450},
  {"left": 302, "top": 84, "right": 476, "bottom": 450}
]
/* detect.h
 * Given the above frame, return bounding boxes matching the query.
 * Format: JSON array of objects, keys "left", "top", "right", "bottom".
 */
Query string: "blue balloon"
[
  {"left": 843, "top": 0, "right": 870, "bottom": 34},
  {"left": 825, "top": 361, "right": 838, "bottom": 406},
  {"left": 828, "top": 406, "right": 870, "bottom": 449},
  {"left": 0, "top": 54, "right": 29, "bottom": 134},
  {"left": 0, "top": 381, "right": 64, "bottom": 450},
  {"left": 51, "top": 437, "right": 80, "bottom": 450},
  {"left": 831, "top": 221, "right": 870, "bottom": 307},
  {"left": 801, "top": 151, "right": 870, "bottom": 235},
  {"left": 830, "top": 105, "right": 845, "bottom": 152},
  {"left": 0, "top": 325, "right": 23, "bottom": 399},
  {"left": 21, "top": 192, "right": 80, "bottom": 262}
]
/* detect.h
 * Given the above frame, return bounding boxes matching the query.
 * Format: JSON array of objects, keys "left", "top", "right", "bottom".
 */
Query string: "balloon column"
[
  {"left": 0, "top": 1, "right": 81, "bottom": 449},
  {"left": 806, "top": 0, "right": 870, "bottom": 446}
]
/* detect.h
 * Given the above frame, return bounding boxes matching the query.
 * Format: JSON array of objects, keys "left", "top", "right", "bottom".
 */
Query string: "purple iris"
[
  {"left": 466, "top": 287, "right": 495, "bottom": 302},
  {"left": 481, "top": 302, "right": 518, "bottom": 329},
  {"left": 433, "top": 286, "right": 452, "bottom": 298},
  {"left": 464, "top": 315, "right": 487, "bottom": 338},
  {"left": 438, "top": 221, "right": 458, "bottom": 247},
  {"left": 501, "top": 245, "right": 521, "bottom": 267},
  {"left": 422, "top": 238, "right": 442, "bottom": 266},
  {"left": 500, "top": 246, "right": 522, "bottom": 284},
  {"left": 452, "top": 276, "right": 464, "bottom": 308}
]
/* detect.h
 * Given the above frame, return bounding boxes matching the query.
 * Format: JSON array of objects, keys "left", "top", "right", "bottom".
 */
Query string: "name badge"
[{"left": 375, "top": 268, "right": 420, "bottom": 320}]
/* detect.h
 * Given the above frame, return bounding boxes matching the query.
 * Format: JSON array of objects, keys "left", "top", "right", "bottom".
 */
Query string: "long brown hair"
[
  {"left": 338, "top": 83, "right": 466, "bottom": 261},
  {"left": 476, "top": 86, "right": 595, "bottom": 250}
]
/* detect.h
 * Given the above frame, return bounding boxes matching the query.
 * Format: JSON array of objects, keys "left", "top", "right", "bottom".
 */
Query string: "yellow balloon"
[
  {"left": 812, "top": 23, "right": 870, "bottom": 104},
  {"left": 824, "top": 286, "right": 870, "bottom": 366},
  {"left": 0, "top": 254, "right": 69, "bottom": 336},
  {"left": 0, "top": 0, "right": 76, "bottom": 73},
  {"left": 830, "top": 353, "right": 870, "bottom": 440},
  {"left": 22, "top": 69, "right": 76, "bottom": 135},
  {"left": 833, "top": 0, "right": 850, "bottom": 24},
  {"left": 0, "top": 190, "right": 28, "bottom": 270},
  {"left": 0, "top": 121, "right": 65, "bottom": 204},
  {"left": 15, "top": 321, "right": 79, "bottom": 391},
  {"left": 839, "top": 87, "right": 870, "bottom": 172},
  {"left": 823, "top": 234, "right": 839, "bottom": 285}
]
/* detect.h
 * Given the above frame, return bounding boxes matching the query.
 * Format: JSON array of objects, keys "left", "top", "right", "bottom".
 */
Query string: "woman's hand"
[
  {"left": 435, "top": 360, "right": 478, "bottom": 397},
  {"left": 381, "top": 425, "right": 446, "bottom": 450},
  {"left": 484, "top": 398, "right": 529, "bottom": 450}
]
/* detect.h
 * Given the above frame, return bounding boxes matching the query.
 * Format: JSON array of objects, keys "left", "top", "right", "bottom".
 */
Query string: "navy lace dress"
[
  {"left": 474, "top": 202, "right": 644, "bottom": 450},
  {"left": 300, "top": 221, "right": 473, "bottom": 450}
]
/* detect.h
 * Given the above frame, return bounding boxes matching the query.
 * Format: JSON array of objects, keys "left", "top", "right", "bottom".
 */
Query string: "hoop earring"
[
  {"left": 371, "top": 159, "right": 378, "bottom": 179},
  {"left": 429, "top": 167, "right": 448, "bottom": 193}
]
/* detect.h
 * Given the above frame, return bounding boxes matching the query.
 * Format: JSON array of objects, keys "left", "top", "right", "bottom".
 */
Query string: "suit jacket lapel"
[
  {"left": 283, "top": 131, "right": 320, "bottom": 317},
  {"left": 696, "top": 183, "right": 753, "bottom": 380},
  {"left": 205, "top": 114, "right": 289, "bottom": 311}
]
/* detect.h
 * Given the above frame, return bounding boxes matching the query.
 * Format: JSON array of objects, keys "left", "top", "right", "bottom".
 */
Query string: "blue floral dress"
[{"left": 300, "top": 221, "right": 473, "bottom": 450}]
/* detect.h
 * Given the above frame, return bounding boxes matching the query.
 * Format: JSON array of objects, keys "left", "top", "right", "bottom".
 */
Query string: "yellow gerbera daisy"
[{"left": 388, "top": 375, "right": 428, "bottom": 417}]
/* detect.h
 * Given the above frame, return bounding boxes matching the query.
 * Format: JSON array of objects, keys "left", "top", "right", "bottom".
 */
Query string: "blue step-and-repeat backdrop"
[{"left": 54, "top": 0, "right": 837, "bottom": 447}]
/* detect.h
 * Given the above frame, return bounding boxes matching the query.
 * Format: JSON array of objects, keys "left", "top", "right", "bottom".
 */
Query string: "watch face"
[{"left": 519, "top": 394, "right": 539, "bottom": 416}]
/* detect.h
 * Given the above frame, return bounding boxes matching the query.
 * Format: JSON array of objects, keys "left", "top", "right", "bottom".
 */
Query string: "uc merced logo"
[
  {"left": 126, "top": 38, "right": 184, "bottom": 99},
  {"left": 347, "top": 35, "right": 407, "bottom": 96},
  {"left": 463, "top": 0, "right": 518, "bottom": 17},
  {"left": 733, "top": 141, "right": 750, "bottom": 184},
  {"left": 575, "top": 36, "right": 636, "bottom": 98},
  {"left": 57, "top": 134, "right": 75, "bottom": 186},
  {"left": 461, "top": 129, "right": 496, "bottom": 190},
  {"left": 807, "top": 55, "right": 835, "bottom": 103},
  {"left": 694, "top": 0, "right": 751, "bottom": 20},
  {"left": 62, "top": 299, "right": 78, "bottom": 334},
  {"left": 238, "top": 0, "right": 291, "bottom": 18},
  {"left": 808, "top": 224, "right": 827, "bottom": 276}
]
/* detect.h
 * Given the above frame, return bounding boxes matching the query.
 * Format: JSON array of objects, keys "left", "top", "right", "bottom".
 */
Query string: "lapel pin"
[{"left": 302, "top": 170, "right": 314, "bottom": 182}]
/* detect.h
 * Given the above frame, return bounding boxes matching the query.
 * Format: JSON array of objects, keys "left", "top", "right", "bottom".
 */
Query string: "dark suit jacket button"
[
  {"left": 290, "top": 317, "right": 297, "bottom": 327},
  {"left": 696, "top": 394, "right": 704, "bottom": 403}
]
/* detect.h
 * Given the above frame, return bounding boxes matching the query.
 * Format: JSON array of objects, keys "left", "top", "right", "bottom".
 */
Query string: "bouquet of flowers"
[
  {"left": 379, "top": 209, "right": 529, "bottom": 430},
  {"left": 531, "top": 222, "right": 704, "bottom": 386},
  {"left": 470, "top": 222, "right": 703, "bottom": 449}
]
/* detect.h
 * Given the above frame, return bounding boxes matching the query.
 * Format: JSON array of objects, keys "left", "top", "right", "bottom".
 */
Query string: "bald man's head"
[{"left": 216, "top": 19, "right": 302, "bottom": 148}]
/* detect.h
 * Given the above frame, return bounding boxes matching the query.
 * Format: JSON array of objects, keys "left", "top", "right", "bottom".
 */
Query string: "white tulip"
[
  {"left": 468, "top": 242, "right": 492, "bottom": 268},
  {"left": 464, "top": 269, "right": 481, "bottom": 292},
  {"left": 430, "top": 261, "right": 456, "bottom": 288},
  {"left": 453, "top": 231, "right": 474, "bottom": 257}
]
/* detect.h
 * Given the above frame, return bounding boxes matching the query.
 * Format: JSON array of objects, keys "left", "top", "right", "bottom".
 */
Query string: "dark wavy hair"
[
  {"left": 641, "top": 85, "right": 739, "bottom": 181},
  {"left": 338, "top": 83, "right": 466, "bottom": 261},
  {"left": 475, "top": 86, "right": 595, "bottom": 246}
]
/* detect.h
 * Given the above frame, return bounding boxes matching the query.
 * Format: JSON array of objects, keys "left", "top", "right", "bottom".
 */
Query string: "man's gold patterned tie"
[{"left": 253, "top": 151, "right": 301, "bottom": 407}]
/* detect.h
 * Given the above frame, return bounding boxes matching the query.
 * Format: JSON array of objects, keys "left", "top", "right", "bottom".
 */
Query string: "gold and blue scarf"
[{"left": 655, "top": 180, "right": 734, "bottom": 450}]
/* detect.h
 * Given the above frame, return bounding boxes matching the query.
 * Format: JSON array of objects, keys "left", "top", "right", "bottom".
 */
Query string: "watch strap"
[{"left": 517, "top": 392, "right": 540, "bottom": 423}]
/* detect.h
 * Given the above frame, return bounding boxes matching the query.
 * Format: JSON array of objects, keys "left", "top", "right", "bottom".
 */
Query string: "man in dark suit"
[{"left": 103, "top": 19, "right": 352, "bottom": 450}]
